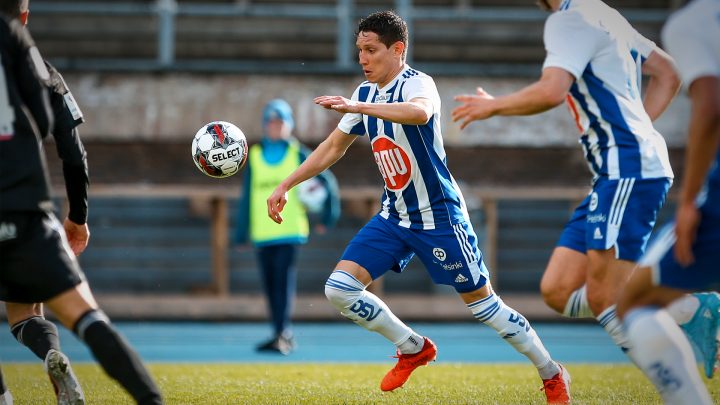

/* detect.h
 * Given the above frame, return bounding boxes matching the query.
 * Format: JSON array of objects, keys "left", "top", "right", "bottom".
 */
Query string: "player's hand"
[
  {"left": 452, "top": 87, "right": 496, "bottom": 130},
  {"left": 673, "top": 202, "right": 700, "bottom": 266},
  {"left": 267, "top": 186, "right": 289, "bottom": 224},
  {"left": 314, "top": 96, "right": 359, "bottom": 113},
  {"left": 63, "top": 218, "right": 89, "bottom": 256}
]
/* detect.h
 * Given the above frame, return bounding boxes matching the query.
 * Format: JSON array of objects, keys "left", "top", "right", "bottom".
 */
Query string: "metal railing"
[{"left": 31, "top": 0, "right": 669, "bottom": 76}]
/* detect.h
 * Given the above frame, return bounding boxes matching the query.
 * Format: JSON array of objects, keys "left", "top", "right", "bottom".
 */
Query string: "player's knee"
[
  {"left": 540, "top": 283, "right": 569, "bottom": 314},
  {"left": 324, "top": 271, "right": 364, "bottom": 310}
]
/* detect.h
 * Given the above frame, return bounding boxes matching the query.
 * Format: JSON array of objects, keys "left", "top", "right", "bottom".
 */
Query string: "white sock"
[
  {"left": 562, "top": 285, "right": 594, "bottom": 319},
  {"left": 596, "top": 305, "right": 633, "bottom": 353},
  {"left": 325, "top": 270, "right": 420, "bottom": 354},
  {"left": 666, "top": 294, "right": 701, "bottom": 326},
  {"left": 625, "top": 308, "right": 713, "bottom": 405},
  {"left": 469, "top": 294, "right": 559, "bottom": 379}
]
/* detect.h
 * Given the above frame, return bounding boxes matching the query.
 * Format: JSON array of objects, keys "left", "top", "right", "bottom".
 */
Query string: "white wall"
[{"left": 65, "top": 73, "right": 690, "bottom": 147}]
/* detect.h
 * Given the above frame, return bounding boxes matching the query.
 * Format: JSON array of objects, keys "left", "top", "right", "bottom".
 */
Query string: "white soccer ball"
[
  {"left": 191, "top": 121, "right": 248, "bottom": 178},
  {"left": 297, "top": 177, "right": 328, "bottom": 214}
]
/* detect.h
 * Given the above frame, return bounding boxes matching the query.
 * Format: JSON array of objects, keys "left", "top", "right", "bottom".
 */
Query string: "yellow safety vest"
[{"left": 248, "top": 142, "right": 309, "bottom": 244}]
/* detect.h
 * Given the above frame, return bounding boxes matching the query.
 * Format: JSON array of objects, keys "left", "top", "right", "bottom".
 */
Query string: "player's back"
[
  {"left": 0, "top": 15, "right": 54, "bottom": 213},
  {"left": 547, "top": 0, "right": 673, "bottom": 180}
]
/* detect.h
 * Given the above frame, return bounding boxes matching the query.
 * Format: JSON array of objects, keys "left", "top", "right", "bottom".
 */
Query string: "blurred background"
[{"left": 11, "top": 0, "right": 689, "bottom": 322}]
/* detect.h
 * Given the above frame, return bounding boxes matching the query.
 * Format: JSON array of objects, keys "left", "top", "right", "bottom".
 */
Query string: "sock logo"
[
  {"left": 508, "top": 312, "right": 531, "bottom": 332},
  {"left": 648, "top": 362, "right": 682, "bottom": 393},
  {"left": 349, "top": 300, "right": 383, "bottom": 321}
]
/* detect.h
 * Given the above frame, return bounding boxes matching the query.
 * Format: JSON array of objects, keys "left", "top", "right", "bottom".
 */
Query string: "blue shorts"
[
  {"left": 557, "top": 177, "right": 671, "bottom": 261},
  {"left": 641, "top": 190, "right": 720, "bottom": 291},
  {"left": 341, "top": 215, "right": 489, "bottom": 293}
]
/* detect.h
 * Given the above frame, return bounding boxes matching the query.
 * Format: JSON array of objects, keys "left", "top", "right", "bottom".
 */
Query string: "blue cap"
[{"left": 262, "top": 99, "right": 294, "bottom": 130}]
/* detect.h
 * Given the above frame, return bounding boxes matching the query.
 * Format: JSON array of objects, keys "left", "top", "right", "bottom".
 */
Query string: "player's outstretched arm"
[
  {"left": 267, "top": 128, "right": 355, "bottom": 224},
  {"left": 314, "top": 95, "right": 432, "bottom": 125},
  {"left": 452, "top": 67, "right": 574, "bottom": 129},
  {"left": 641, "top": 48, "right": 681, "bottom": 121},
  {"left": 674, "top": 76, "right": 720, "bottom": 265}
]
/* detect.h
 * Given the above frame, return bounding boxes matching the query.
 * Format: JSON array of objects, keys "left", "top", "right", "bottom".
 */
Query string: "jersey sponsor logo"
[
  {"left": 372, "top": 136, "right": 411, "bottom": 191},
  {"left": 432, "top": 247, "right": 447, "bottom": 261},
  {"left": 589, "top": 192, "right": 599, "bottom": 211},
  {"left": 442, "top": 261, "right": 464, "bottom": 271},
  {"left": 375, "top": 93, "right": 391, "bottom": 103},
  {"left": 0, "top": 222, "right": 17, "bottom": 242},
  {"left": 587, "top": 213, "right": 606, "bottom": 224},
  {"left": 349, "top": 299, "right": 383, "bottom": 321},
  {"left": 454, "top": 274, "right": 469, "bottom": 283}
]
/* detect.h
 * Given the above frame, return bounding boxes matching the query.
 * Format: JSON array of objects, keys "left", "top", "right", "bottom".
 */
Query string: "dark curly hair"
[{"left": 357, "top": 11, "right": 408, "bottom": 59}]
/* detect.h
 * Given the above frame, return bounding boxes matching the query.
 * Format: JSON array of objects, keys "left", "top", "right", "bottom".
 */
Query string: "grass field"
[{"left": 5, "top": 362, "right": 720, "bottom": 404}]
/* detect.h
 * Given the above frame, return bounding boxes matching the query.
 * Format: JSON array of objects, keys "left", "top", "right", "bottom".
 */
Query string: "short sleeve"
[
  {"left": 337, "top": 85, "right": 366, "bottom": 136},
  {"left": 631, "top": 28, "right": 656, "bottom": 59},
  {"left": 662, "top": 14, "right": 719, "bottom": 91},
  {"left": 542, "top": 11, "right": 603, "bottom": 79},
  {"left": 401, "top": 74, "right": 440, "bottom": 113}
]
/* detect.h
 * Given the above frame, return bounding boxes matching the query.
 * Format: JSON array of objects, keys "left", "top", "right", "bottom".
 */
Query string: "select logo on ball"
[{"left": 372, "top": 136, "right": 411, "bottom": 191}]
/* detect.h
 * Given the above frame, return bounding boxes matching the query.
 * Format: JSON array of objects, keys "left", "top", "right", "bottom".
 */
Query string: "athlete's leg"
[
  {"left": 325, "top": 260, "right": 423, "bottom": 353},
  {"left": 586, "top": 249, "right": 635, "bottom": 353},
  {"left": 6, "top": 303, "right": 61, "bottom": 360},
  {"left": 540, "top": 247, "right": 591, "bottom": 317},
  {"left": 619, "top": 266, "right": 712, "bottom": 404},
  {"left": 46, "top": 282, "right": 163, "bottom": 405}
]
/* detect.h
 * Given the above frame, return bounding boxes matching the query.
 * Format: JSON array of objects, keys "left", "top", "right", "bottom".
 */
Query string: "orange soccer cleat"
[
  {"left": 380, "top": 337, "right": 437, "bottom": 392},
  {"left": 542, "top": 363, "right": 571, "bottom": 404}
]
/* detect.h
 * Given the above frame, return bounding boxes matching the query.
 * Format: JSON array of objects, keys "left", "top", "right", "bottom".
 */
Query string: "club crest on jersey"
[
  {"left": 372, "top": 136, "right": 411, "bottom": 191},
  {"left": 589, "top": 192, "right": 599, "bottom": 211}
]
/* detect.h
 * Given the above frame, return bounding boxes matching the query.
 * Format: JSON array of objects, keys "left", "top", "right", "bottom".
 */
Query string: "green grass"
[{"left": 5, "top": 363, "right": 720, "bottom": 404}]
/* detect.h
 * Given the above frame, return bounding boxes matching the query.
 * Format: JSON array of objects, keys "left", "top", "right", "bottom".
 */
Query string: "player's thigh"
[
  {"left": 339, "top": 215, "right": 413, "bottom": 283},
  {"left": 46, "top": 281, "right": 99, "bottom": 330},
  {"left": 5, "top": 302, "right": 43, "bottom": 325},
  {"left": 586, "top": 248, "right": 635, "bottom": 305}
]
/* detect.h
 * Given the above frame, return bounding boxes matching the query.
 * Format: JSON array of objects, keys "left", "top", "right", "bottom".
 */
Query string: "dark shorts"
[{"left": 0, "top": 211, "right": 85, "bottom": 303}]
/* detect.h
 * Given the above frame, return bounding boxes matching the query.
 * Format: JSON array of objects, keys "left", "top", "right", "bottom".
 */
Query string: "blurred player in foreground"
[
  {"left": 0, "top": 0, "right": 163, "bottom": 403},
  {"left": 2, "top": 1, "right": 88, "bottom": 402},
  {"left": 617, "top": 0, "right": 720, "bottom": 403},
  {"left": 267, "top": 10, "right": 570, "bottom": 403},
  {"left": 451, "top": 0, "right": 720, "bottom": 372},
  {"left": 235, "top": 99, "right": 340, "bottom": 355}
]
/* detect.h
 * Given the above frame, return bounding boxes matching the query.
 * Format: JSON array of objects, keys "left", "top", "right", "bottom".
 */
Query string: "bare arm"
[
  {"left": 267, "top": 128, "right": 356, "bottom": 224},
  {"left": 452, "top": 67, "right": 575, "bottom": 129},
  {"left": 641, "top": 48, "right": 682, "bottom": 121},
  {"left": 674, "top": 76, "right": 720, "bottom": 265},
  {"left": 315, "top": 95, "right": 433, "bottom": 125}
]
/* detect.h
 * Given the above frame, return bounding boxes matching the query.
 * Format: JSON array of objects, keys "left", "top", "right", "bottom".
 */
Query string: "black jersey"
[
  {"left": 46, "top": 61, "right": 89, "bottom": 224},
  {"left": 0, "top": 16, "right": 54, "bottom": 214}
]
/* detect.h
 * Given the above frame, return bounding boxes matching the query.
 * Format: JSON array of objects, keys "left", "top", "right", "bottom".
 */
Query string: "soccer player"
[
  {"left": 617, "top": 0, "right": 720, "bottom": 403},
  {"left": 452, "top": 0, "right": 685, "bottom": 364},
  {"left": 267, "top": 11, "right": 570, "bottom": 403},
  {"left": 2, "top": 1, "right": 87, "bottom": 402},
  {"left": 0, "top": 1, "right": 163, "bottom": 404}
]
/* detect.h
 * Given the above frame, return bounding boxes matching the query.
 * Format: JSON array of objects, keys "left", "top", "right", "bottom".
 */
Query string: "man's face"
[{"left": 356, "top": 31, "right": 403, "bottom": 88}]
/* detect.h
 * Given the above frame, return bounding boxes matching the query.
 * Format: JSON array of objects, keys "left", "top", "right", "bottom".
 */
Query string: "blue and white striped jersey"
[
  {"left": 337, "top": 66, "right": 469, "bottom": 230},
  {"left": 543, "top": 0, "right": 674, "bottom": 181}
]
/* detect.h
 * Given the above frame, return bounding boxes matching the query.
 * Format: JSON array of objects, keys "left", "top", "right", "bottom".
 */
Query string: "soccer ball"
[{"left": 192, "top": 121, "right": 248, "bottom": 178}]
